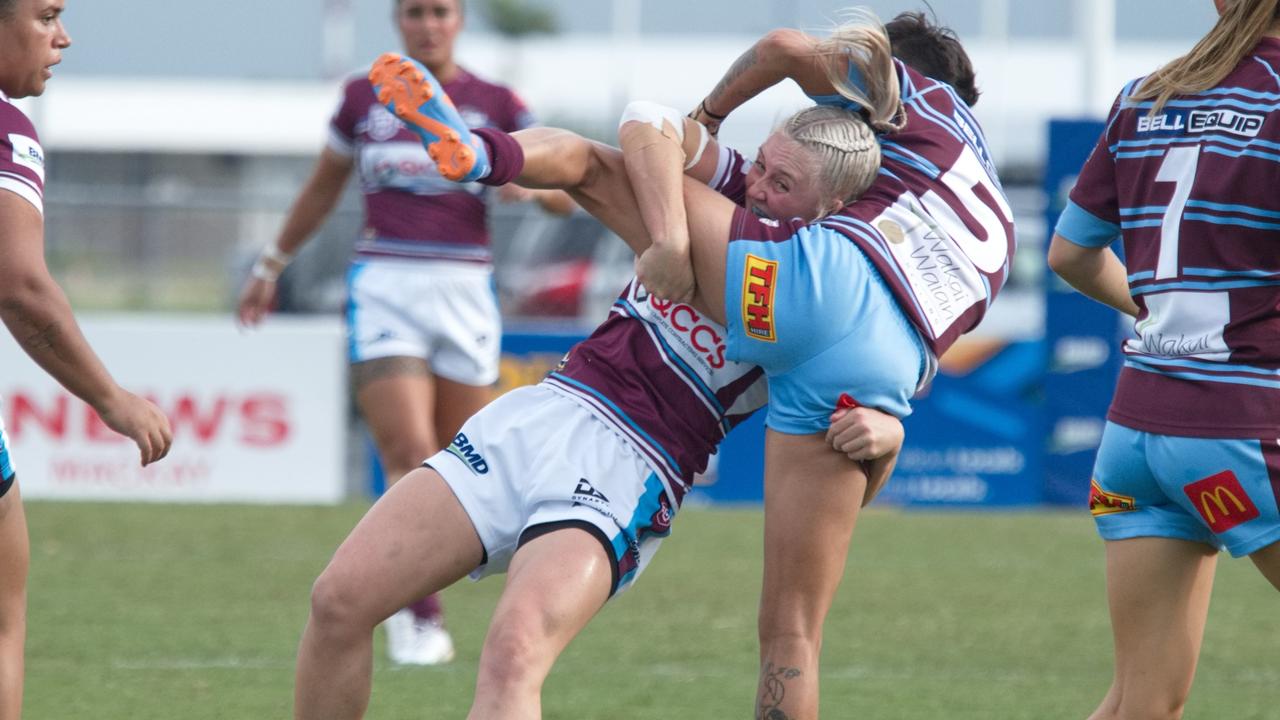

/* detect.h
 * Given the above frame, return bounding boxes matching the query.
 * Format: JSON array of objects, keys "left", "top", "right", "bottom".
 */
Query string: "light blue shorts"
[
  {"left": 723, "top": 216, "right": 926, "bottom": 434},
  {"left": 1090, "top": 421, "right": 1280, "bottom": 557}
]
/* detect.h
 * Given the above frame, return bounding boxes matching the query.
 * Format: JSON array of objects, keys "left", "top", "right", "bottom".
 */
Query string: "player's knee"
[
  {"left": 477, "top": 614, "right": 553, "bottom": 689},
  {"left": 308, "top": 570, "right": 373, "bottom": 633}
]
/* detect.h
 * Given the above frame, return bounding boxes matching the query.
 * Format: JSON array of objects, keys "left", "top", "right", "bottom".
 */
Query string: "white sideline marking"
[{"left": 108, "top": 658, "right": 1280, "bottom": 686}]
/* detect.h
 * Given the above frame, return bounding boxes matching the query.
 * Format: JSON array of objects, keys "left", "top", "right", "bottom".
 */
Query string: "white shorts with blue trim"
[
  {"left": 345, "top": 257, "right": 501, "bottom": 385},
  {"left": 0, "top": 395, "right": 15, "bottom": 497},
  {"left": 426, "top": 384, "right": 676, "bottom": 596}
]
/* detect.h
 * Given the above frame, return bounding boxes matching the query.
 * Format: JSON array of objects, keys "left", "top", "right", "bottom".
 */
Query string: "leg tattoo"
[{"left": 756, "top": 662, "right": 802, "bottom": 720}]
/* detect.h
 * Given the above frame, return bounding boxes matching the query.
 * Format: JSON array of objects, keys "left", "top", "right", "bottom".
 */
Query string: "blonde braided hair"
[{"left": 782, "top": 105, "right": 882, "bottom": 210}]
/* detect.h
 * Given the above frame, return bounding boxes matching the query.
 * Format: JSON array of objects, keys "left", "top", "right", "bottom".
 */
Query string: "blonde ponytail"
[
  {"left": 812, "top": 8, "right": 906, "bottom": 133},
  {"left": 1130, "top": 0, "right": 1280, "bottom": 112}
]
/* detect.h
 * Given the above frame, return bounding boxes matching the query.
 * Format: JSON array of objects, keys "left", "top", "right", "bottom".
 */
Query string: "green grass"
[{"left": 22, "top": 503, "right": 1279, "bottom": 719}]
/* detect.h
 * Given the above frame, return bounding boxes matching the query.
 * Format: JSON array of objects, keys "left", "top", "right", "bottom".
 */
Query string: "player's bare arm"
[
  {"left": 697, "top": 21, "right": 902, "bottom": 134},
  {"left": 617, "top": 102, "right": 721, "bottom": 302},
  {"left": 1047, "top": 233, "right": 1140, "bottom": 317},
  {"left": 0, "top": 192, "right": 172, "bottom": 465},
  {"left": 237, "top": 147, "right": 353, "bottom": 327}
]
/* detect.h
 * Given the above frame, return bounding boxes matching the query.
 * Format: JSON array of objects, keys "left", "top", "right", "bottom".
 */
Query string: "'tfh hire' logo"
[
  {"left": 742, "top": 254, "right": 778, "bottom": 342},
  {"left": 446, "top": 432, "right": 489, "bottom": 475}
]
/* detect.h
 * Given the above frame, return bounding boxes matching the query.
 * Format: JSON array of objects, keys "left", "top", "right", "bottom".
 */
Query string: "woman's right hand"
[
  {"left": 635, "top": 242, "right": 696, "bottom": 304},
  {"left": 97, "top": 388, "right": 174, "bottom": 467},
  {"left": 236, "top": 276, "right": 278, "bottom": 328}
]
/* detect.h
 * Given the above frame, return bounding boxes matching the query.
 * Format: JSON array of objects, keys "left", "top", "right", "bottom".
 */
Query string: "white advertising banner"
[{"left": 0, "top": 314, "right": 347, "bottom": 504}]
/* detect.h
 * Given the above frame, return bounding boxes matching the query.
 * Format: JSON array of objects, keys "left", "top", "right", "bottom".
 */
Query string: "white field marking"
[
  {"left": 111, "top": 657, "right": 291, "bottom": 671},
  {"left": 106, "top": 657, "right": 1280, "bottom": 685},
  {"left": 109, "top": 656, "right": 471, "bottom": 673},
  {"left": 622, "top": 662, "right": 1280, "bottom": 684}
]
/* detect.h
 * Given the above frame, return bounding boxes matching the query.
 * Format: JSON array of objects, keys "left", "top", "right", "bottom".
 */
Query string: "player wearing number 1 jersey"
[{"left": 1049, "top": 1, "right": 1280, "bottom": 717}]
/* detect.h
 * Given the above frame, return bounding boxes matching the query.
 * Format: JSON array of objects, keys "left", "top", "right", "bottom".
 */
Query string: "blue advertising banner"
[
  {"left": 496, "top": 329, "right": 1047, "bottom": 508},
  {"left": 1042, "top": 118, "right": 1125, "bottom": 505}
]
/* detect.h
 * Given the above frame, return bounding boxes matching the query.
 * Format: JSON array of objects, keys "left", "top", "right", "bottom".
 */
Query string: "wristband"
[
  {"left": 261, "top": 243, "right": 294, "bottom": 266},
  {"left": 698, "top": 100, "right": 728, "bottom": 121},
  {"left": 251, "top": 243, "right": 293, "bottom": 282},
  {"left": 251, "top": 257, "right": 282, "bottom": 282}
]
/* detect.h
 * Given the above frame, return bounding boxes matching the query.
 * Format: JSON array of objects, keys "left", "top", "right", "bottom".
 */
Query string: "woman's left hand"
[{"left": 826, "top": 405, "right": 904, "bottom": 460}]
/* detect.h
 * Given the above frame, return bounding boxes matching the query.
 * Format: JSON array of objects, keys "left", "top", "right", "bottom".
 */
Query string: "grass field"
[{"left": 22, "top": 502, "right": 1279, "bottom": 719}]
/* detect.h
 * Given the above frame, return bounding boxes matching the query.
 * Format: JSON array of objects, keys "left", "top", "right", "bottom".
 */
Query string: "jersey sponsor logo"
[
  {"left": 1089, "top": 479, "right": 1137, "bottom": 516},
  {"left": 877, "top": 219, "right": 906, "bottom": 245},
  {"left": 1188, "top": 109, "right": 1264, "bottom": 138},
  {"left": 1136, "top": 111, "right": 1186, "bottom": 134},
  {"left": 647, "top": 492, "right": 673, "bottom": 536},
  {"left": 952, "top": 110, "right": 997, "bottom": 176},
  {"left": 8, "top": 133, "right": 44, "bottom": 181},
  {"left": 573, "top": 478, "right": 610, "bottom": 506},
  {"left": 459, "top": 107, "right": 490, "bottom": 129},
  {"left": 1184, "top": 470, "right": 1259, "bottom": 533},
  {"left": 741, "top": 254, "right": 777, "bottom": 342},
  {"left": 645, "top": 290, "right": 728, "bottom": 369},
  {"left": 446, "top": 432, "right": 489, "bottom": 475},
  {"left": 365, "top": 105, "right": 405, "bottom": 142}
]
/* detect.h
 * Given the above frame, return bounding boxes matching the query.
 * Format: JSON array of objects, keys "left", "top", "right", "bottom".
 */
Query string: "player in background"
[
  {"left": 293, "top": 98, "right": 907, "bottom": 718},
  {"left": 0, "top": 1, "right": 174, "bottom": 716},
  {"left": 236, "top": 0, "right": 569, "bottom": 666},
  {"left": 1049, "top": 1, "right": 1280, "bottom": 718},
  {"left": 631, "top": 11, "right": 1011, "bottom": 716}
]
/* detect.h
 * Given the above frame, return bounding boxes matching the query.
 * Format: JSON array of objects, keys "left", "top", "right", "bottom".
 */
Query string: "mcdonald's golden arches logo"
[{"left": 1183, "top": 470, "right": 1259, "bottom": 534}]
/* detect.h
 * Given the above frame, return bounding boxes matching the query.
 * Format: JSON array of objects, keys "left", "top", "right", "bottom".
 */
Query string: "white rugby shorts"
[
  {"left": 0, "top": 395, "right": 15, "bottom": 494},
  {"left": 426, "top": 384, "right": 677, "bottom": 596},
  {"left": 346, "top": 258, "right": 501, "bottom": 385}
]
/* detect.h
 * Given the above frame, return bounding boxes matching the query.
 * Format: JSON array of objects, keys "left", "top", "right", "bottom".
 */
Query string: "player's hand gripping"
[
  {"left": 826, "top": 403, "right": 904, "bottom": 461},
  {"left": 635, "top": 241, "right": 696, "bottom": 304},
  {"left": 97, "top": 388, "right": 173, "bottom": 466}
]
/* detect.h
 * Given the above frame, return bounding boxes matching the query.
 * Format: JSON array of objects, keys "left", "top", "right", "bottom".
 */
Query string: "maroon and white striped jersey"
[
  {"left": 0, "top": 92, "right": 44, "bottom": 215},
  {"left": 721, "top": 61, "right": 1017, "bottom": 360},
  {"left": 329, "top": 70, "right": 534, "bottom": 264},
  {"left": 545, "top": 278, "right": 767, "bottom": 507},
  {"left": 1057, "top": 37, "right": 1280, "bottom": 437}
]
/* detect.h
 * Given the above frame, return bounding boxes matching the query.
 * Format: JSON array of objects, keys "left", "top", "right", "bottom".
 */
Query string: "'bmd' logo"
[
  {"left": 447, "top": 432, "right": 489, "bottom": 475},
  {"left": 1183, "top": 470, "right": 1259, "bottom": 534},
  {"left": 742, "top": 254, "right": 778, "bottom": 342}
]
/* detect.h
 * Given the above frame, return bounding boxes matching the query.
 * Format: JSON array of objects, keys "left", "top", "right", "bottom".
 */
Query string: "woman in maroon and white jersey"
[
  {"left": 1051, "top": 1, "right": 1280, "bottom": 717},
  {"left": 0, "top": 1, "right": 173, "bottom": 716},
  {"left": 236, "top": 0, "right": 570, "bottom": 667}
]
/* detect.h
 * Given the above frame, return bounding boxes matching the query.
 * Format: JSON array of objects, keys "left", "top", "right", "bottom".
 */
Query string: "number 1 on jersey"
[{"left": 1154, "top": 145, "right": 1200, "bottom": 280}]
